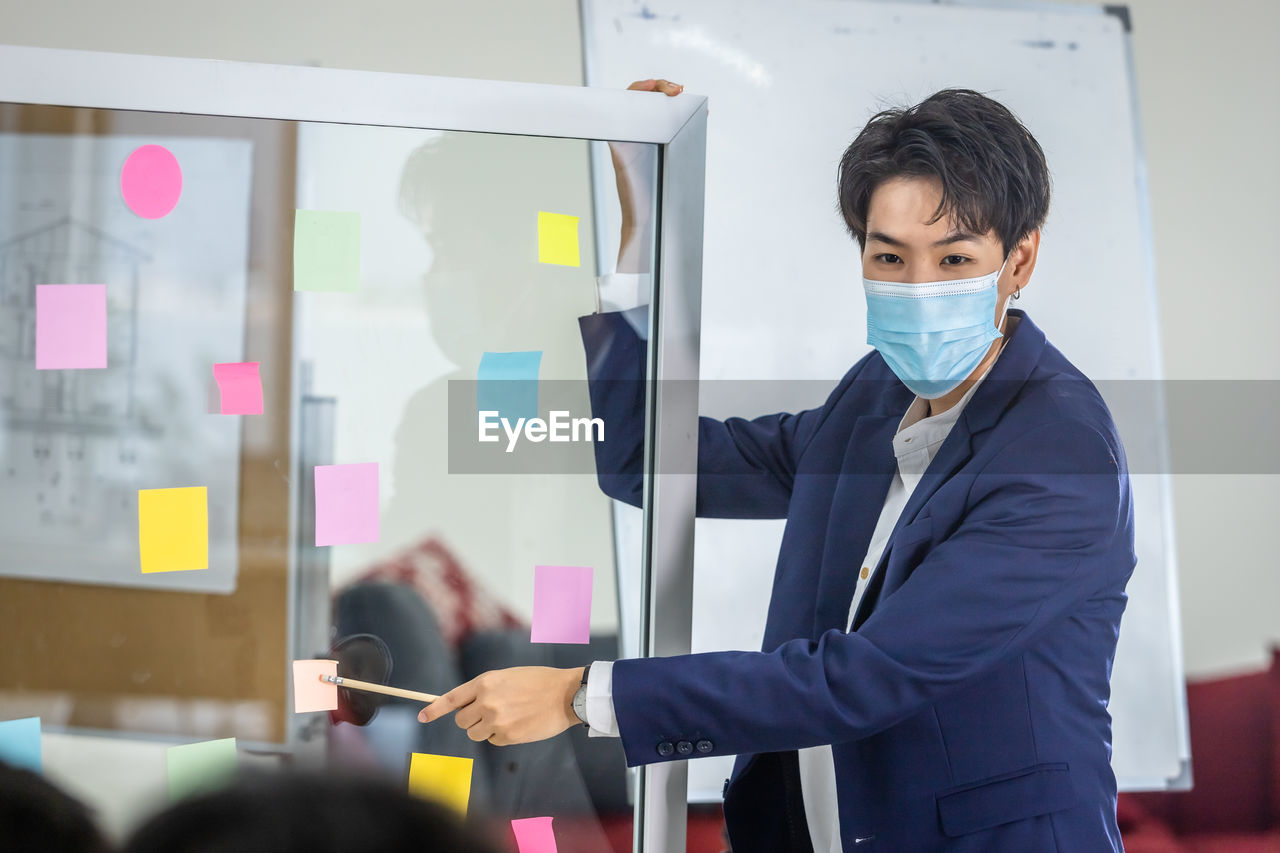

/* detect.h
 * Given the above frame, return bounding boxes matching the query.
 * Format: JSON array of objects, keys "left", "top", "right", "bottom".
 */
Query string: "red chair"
[{"left": 1118, "top": 645, "right": 1280, "bottom": 852}]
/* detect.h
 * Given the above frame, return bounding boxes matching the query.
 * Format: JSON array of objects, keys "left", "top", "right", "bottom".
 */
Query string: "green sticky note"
[
  {"left": 294, "top": 210, "right": 361, "bottom": 292},
  {"left": 167, "top": 738, "right": 237, "bottom": 801}
]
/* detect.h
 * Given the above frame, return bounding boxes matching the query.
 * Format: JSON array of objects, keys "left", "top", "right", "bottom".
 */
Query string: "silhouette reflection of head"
[
  {"left": 397, "top": 131, "right": 580, "bottom": 369},
  {"left": 384, "top": 129, "right": 605, "bottom": 603},
  {"left": 351, "top": 133, "right": 616, "bottom": 850}
]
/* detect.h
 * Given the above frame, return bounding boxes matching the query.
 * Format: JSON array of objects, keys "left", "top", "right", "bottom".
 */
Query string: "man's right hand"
[
  {"left": 625, "top": 78, "right": 684, "bottom": 96},
  {"left": 610, "top": 79, "right": 685, "bottom": 274}
]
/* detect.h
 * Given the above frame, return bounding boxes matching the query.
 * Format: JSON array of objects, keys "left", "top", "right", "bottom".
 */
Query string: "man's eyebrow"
[{"left": 866, "top": 230, "right": 983, "bottom": 248}]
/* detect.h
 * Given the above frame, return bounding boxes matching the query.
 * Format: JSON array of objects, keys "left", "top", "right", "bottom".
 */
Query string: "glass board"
[{"left": 0, "top": 99, "right": 664, "bottom": 849}]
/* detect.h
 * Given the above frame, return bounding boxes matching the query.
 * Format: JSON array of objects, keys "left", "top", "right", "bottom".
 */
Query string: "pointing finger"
[{"left": 417, "top": 682, "right": 476, "bottom": 724}]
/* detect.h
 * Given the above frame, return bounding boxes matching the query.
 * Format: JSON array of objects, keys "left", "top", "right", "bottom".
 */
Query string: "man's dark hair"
[
  {"left": 123, "top": 769, "right": 501, "bottom": 853},
  {"left": 837, "top": 88, "right": 1051, "bottom": 259},
  {"left": 0, "top": 760, "right": 112, "bottom": 853}
]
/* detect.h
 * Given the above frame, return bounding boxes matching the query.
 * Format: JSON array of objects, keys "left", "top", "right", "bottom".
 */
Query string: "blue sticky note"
[
  {"left": 0, "top": 717, "right": 42, "bottom": 772},
  {"left": 477, "top": 351, "right": 542, "bottom": 424}
]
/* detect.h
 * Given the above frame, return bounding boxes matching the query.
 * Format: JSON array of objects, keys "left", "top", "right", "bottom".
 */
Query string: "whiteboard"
[{"left": 583, "top": 0, "right": 1189, "bottom": 799}]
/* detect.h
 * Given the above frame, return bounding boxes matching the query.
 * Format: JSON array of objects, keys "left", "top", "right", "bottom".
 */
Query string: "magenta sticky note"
[
  {"left": 292, "top": 660, "right": 339, "bottom": 713},
  {"left": 213, "top": 362, "right": 263, "bottom": 415},
  {"left": 121, "top": 144, "right": 183, "bottom": 219},
  {"left": 314, "top": 463, "right": 379, "bottom": 546},
  {"left": 36, "top": 284, "right": 107, "bottom": 370},
  {"left": 512, "top": 816, "right": 558, "bottom": 853},
  {"left": 530, "top": 565, "right": 593, "bottom": 644}
]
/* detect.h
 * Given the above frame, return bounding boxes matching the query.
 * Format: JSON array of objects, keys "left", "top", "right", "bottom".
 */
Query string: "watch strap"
[{"left": 572, "top": 663, "right": 592, "bottom": 727}]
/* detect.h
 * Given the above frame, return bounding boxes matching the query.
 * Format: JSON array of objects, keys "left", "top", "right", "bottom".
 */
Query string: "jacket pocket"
[{"left": 934, "top": 761, "right": 1077, "bottom": 837}]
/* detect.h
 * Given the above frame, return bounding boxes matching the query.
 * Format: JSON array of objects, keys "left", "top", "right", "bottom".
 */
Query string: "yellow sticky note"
[
  {"left": 138, "top": 487, "right": 208, "bottom": 573},
  {"left": 537, "top": 211, "right": 580, "bottom": 267},
  {"left": 408, "top": 753, "right": 473, "bottom": 816}
]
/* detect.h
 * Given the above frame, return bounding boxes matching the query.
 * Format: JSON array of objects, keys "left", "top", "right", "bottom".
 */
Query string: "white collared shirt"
[{"left": 583, "top": 307, "right": 1018, "bottom": 851}]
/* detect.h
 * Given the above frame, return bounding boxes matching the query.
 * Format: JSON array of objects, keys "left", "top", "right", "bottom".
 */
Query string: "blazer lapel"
[
  {"left": 845, "top": 424, "right": 976, "bottom": 633},
  {"left": 812, "top": 413, "right": 898, "bottom": 636}
]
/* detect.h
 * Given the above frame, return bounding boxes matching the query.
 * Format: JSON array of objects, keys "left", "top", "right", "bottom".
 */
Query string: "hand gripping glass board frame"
[{"left": 0, "top": 43, "right": 704, "bottom": 853}]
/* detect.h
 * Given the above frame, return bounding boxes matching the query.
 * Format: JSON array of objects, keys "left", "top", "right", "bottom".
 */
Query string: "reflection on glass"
[
  {"left": 302, "top": 126, "right": 658, "bottom": 849},
  {"left": 0, "top": 101, "right": 659, "bottom": 851}
]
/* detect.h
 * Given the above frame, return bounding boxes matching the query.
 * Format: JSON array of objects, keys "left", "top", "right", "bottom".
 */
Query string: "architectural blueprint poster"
[{"left": 0, "top": 134, "right": 252, "bottom": 593}]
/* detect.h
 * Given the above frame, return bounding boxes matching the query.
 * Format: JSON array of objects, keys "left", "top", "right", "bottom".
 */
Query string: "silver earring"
[{"left": 1012, "top": 286, "right": 1021, "bottom": 300}]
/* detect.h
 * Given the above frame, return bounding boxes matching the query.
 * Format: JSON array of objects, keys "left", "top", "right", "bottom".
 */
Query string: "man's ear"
[{"left": 1009, "top": 229, "right": 1041, "bottom": 291}]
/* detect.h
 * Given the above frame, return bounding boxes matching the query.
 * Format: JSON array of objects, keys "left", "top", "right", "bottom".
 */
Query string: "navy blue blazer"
[{"left": 578, "top": 308, "right": 1136, "bottom": 852}]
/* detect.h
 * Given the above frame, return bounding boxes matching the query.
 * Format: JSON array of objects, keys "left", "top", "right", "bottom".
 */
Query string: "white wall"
[
  {"left": 1048, "top": 0, "right": 1280, "bottom": 677},
  {"left": 2, "top": 0, "right": 1277, "bottom": 835}
]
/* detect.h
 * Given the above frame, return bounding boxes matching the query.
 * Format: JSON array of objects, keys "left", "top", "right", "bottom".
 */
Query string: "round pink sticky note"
[{"left": 120, "top": 145, "right": 183, "bottom": 219}]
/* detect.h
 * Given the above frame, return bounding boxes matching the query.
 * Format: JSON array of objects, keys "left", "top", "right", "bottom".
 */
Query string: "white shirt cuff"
[
  {"left": 595, "top": 274, "right": 651, "bottom": 340},
  {"left": 584, "top": 659, "right": 621, "bottom": 738},
  {"left": 596, "top": 272, "right": 649, "bottom": 312}
]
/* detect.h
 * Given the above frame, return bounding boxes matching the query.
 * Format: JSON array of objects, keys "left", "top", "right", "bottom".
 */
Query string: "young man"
[{"left": 420, "top": 84, "right": 1136, "bottom": 852}]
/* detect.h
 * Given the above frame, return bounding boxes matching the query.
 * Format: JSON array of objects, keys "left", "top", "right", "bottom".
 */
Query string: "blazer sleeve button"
[
  {"left": 657, "top": 741, "right": 675, "bottom": 757},
  {"left": 676, "top": 740, "right": 693, "bottom": 755},
  {"left": 696, "top": 739, "right": 713, "bottom": 754}
]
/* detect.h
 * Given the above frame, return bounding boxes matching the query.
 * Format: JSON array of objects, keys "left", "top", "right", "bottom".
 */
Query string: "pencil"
[{"left": 321, "top": 674, "right": 439, "bottom": 704}]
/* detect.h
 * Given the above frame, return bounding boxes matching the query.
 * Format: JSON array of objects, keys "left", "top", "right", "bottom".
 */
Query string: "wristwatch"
[{"left": 571, "top": 663, "right": 592, "bottom": 728}]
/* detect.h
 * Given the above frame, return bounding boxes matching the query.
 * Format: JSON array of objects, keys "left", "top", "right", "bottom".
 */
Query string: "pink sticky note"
[
  {"left": 36, "top": 285, "right": 107, "bottom": 370},
  {"left": 314, "top": 463, "right": 379, "bottom": 546},
  {"left": 530, "top": 565, "right": 593, "bottom": 644},
  {"left": 121, "top": 144, "right": 183, "bottom": 219},
  {"left": 292, "top": 660, "right": 339, "bottom": 713},
  {"left": 212, "top": 362, "right": 263, "bottom": 415},
  {"left": 512, "top": 816, "right": 558, "bottom": 853}
]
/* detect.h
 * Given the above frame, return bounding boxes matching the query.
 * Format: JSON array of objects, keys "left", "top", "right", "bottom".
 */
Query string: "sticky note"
[
  {"left": 292, "top": 659, "right": 339, "bottom": 713},
  {"left": 35, "top": 284, "right": 107, "bottom": 370},
  {"left": 408, "top": 753, "right": 473, "bottom": 816},
  {"left": 212, "top": 362, "right": 263, "bottom": 415},
  {"left": 121, "top": 144, "right": 183, "bottom": 219},
  {"left": 0, "top": 717, "right": 42, "bottom": 773},
  {"left": 138, "top": 487, "right": 208, "bottom": 573},
  {"left": 294, "top": 210, "right": 361, "bottom": 292},
  {"left": 537, "top": 211, "right": 580, "bottom": 267},
  {"left": 530, "top": 565, "right": 593, "bottom": 644},
  {"left": 314, "top": 463, "right": 379, "bottom": 546},
  {"left": 512, "top": 816, "right": 558, "bottom": 853},
  {"left": 477, "top": 350, "right": 542, "bottom": 424},
  {"left": 167, "top": 738, "right": 237, "bottom": 801}
]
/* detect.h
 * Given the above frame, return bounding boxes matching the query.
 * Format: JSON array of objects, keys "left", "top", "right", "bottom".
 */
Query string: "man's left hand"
[{"left": 417, "top": 666, "right": 584, "bottom": 746}]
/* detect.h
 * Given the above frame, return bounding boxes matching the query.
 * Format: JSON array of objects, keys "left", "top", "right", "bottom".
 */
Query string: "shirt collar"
[{"left": 894, "top": 313, "right": 1021, "bottom": 444}]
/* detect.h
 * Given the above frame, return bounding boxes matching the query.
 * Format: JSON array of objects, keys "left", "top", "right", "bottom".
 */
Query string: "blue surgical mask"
[{"left": 863, "top": 256, "right": 1010, "bottom": 400}]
